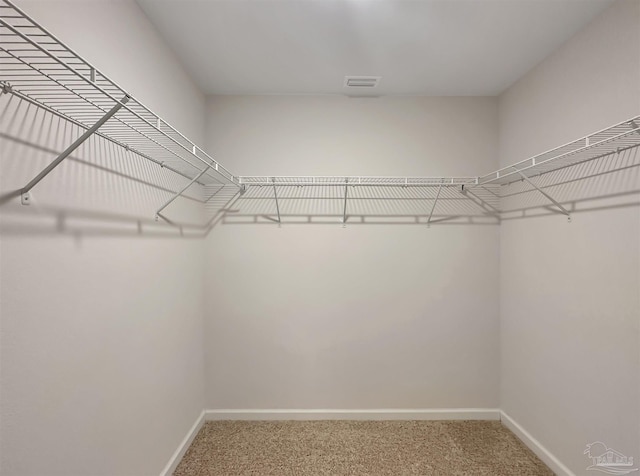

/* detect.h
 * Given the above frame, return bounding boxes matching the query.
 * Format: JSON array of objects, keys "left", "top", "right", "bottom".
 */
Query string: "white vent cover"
[{"left": 344, "top": 76, "right": 381, "bottom": 88}]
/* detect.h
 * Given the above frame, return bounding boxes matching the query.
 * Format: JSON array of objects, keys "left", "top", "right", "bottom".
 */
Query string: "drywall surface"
[
  {"left": 0, "top": 1, "right": 207, "bottom": 475},
  {"left": 203, "top": 96, "right": 500, "bottom": 410},
  {"left": 498, "top": 0, "right": 640, "bottom": 473}
]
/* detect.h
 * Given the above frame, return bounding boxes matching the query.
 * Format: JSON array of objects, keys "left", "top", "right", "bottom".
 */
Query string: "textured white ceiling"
[{"left": 137, "top": 0, "right": 613, "bottom": 96}]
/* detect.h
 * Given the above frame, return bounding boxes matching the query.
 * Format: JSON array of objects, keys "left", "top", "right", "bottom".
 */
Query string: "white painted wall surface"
[
  {"left": 203, "top": 96, "right": 500, "bottom": 410},
  {"left": 498, "top": 0, "right": 640, "bottom": 473},
  {"left": 0, "top": 1, "right": 207, "bottom": 475}
]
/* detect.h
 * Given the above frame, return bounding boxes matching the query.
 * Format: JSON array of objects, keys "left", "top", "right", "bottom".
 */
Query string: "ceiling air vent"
[{"left": 344, "top": 76, "right": 381, "bottom": 88}]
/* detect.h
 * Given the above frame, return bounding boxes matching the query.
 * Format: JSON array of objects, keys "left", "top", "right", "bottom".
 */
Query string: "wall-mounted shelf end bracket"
[
  {"left": 512, "top": 167, "right": 572, "bottom": 222},
  {"left": 19, "top": 94, "right": 131, "bottom": 205}
]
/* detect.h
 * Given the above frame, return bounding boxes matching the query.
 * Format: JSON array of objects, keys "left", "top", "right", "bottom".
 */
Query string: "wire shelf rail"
[
  {"left": 238, "top": 176, "right": 478, "bottom": 187},
  {"left": 1, "top": 0, "right": 640, "bottom": 223}
]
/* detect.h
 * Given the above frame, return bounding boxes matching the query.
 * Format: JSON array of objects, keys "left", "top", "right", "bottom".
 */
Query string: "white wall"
[
  {"left": 498, "top": 0, "right": 640, "bottom": 474},
  {"left": 0, "top": 1, "right": 207, "bottom": 475},
  {"left": 3, "top": 1, "right": 638, "bottom": 474},
  {"left": 203, "top": 96, "right": 500, "bottom": 410}
]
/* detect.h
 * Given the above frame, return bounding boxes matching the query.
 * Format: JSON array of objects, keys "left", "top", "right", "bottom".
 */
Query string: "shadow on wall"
[
  {"left": 0, "top": 93, "right": 217, "bottom": 239},
  {"left": 1, "top": 93, "right": 639, "bottom": 239}
]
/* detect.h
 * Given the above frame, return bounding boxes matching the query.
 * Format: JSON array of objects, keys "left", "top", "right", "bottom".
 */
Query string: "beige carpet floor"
[{"left": 173, "top": 420, "right": 553, "bottom": 475}]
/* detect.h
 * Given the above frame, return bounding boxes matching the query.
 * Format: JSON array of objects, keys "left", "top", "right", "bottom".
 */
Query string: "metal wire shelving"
[
  {"left": 237, "top": 177, "right": 478, "bottom": 187},
  {"left": 478, "top": 117, "right": 640, "bottom": 186},
  {"left": 0, "top": 0, "right": 237, "bottom": 207},
  {"left": 1, "top": 0, "right": 639, "bottom": 225}
]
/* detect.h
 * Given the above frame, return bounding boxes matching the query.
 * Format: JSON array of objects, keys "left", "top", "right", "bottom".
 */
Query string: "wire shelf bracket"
[
  {"left": 20, "top": 94, "right": 131, "bottom": 205},
  {"left": 512, "top": 167, "right": 572, "bottom": 221},
  {"left": 427, "top": 184, "right": 442, "bottom": 227},
  {"left": 272, "top": 177, "right": 281, "bottom": 226},
  {"left": 342, "top": 179, "right": 349, "bottom": 226},
  {"left": 460, "top": 185, "right": 501, "bottom": 217},
  {"left": 155, "top": 164, "right": 214, "bottom": 221}
]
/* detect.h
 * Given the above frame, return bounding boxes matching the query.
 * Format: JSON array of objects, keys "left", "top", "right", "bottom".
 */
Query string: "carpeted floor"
[{"left": 173, "top": 420, "right": 553, "bottom": 475}]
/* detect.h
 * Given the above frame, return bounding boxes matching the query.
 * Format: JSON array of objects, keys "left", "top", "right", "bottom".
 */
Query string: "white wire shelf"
[
  {"left": 1, "top": 0, "right": 639, "bottom": 223},
  {"left": 0, "top": 0, "right": 237, "bottom": 188},
  {"left": 238, "top": 176, "right": 478, "bottom": 187},
  {"left": 478, "top": 116, "right": 640, "bottom": 186}
]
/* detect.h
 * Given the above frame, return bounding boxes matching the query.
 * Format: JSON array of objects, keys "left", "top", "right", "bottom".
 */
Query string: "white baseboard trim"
[
  {"left": 163, "top": 408, "right": 572, "bottom": 475},
  {"left": 205, "top": 408, "right": 500, "bottom": 421},
  {"left": 159, "top": 410, "right": 205, "bottom": 476},
  {"left": 500, "top": 411, "right": 574, "bottom": 476}
]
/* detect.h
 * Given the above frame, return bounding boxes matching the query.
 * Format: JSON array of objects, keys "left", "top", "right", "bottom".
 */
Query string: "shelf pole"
[
  {"left": 272, "top": 178, "right": 281, "bottom": 224},
  {"left": 512, "top": 167, "right": 571, "bottom": 218},
  {"left": 342, "top": 179, "right": 349, "bottom": 225},
  {"left": 155, "top": 165, "right": 212, "bottom": 220},
  {"left": 20, "top": 94, "right": 130, "bottom": 202},
  {"left": 427, "top": 184, "right": 442, "bottom": 226}
]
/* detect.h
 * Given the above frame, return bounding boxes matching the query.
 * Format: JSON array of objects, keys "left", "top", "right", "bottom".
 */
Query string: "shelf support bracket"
[
  {"left": 512, "top": 167, "right": 571, "bottom": 219},
  {"left": 155, "top": 164, "right": 212, "bottom": 220},
  {"left": 427, "top": 184, "right": 442, "bottom": 226},
  {"left": 461, "top": 186, "right": 501, "bottom": 215},
  {"left": 459, "top": 185, "right": 501, "bottom": 221},
  {"left": 342, "top": 179, "right": 349, "bottom": 226},
  {"left": 272, "top": 177, "right": 281, "bottom": 225},
  {"left": 20, "top": 95, "right": 130, "bottom": 204}
]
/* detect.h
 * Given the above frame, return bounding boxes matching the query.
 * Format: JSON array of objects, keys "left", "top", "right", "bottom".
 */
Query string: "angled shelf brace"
[
  {"left": 342, "top": 179, "right": 349, "bottom": 226},
  {"left": 19, "top": 95, "right": 130, "bottom": 205},
  {"left": 427, "top": 184, "right": 442, "bottom": 226},
  {"left": 156, "top": 164, "right": 214, "bottom": 221},
  {"left": 6, "top": 86, "right": 209, "bottom": 187},
  {"left": 512, "top": 167, "right": 571, "bottom": 221},
  {"left": 460, "top": 185, "right": 501, "bottom": 216},
  {"left": 272, "top": 178, "right": 281, "bottom": 225}
]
